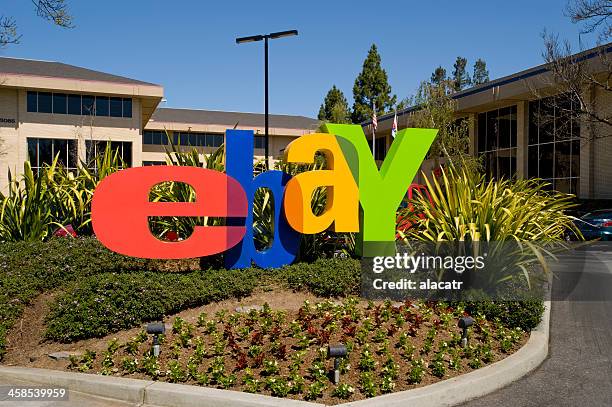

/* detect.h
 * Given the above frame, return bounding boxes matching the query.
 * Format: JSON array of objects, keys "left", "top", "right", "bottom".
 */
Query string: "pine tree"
[
  {"left": 318, "top": 85, "right": 351, "bottom": 123},
  {"left": 472, "top": 58, "right": 489, "bottom": 85},
  {"left": 452, "top": 56, "right": 471, "bottom": 91},
  {"left": 351, "top": 44, "right": 397, "bottom": 124},
  {"left": 430, "top": 66, "right": 447, "bottom": 86}
]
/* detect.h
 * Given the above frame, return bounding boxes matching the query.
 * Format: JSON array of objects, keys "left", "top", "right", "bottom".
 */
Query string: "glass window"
[
  {"left": 38, "top": 92, "right": 52, "bottom": 113},
  {"left": 528, "top": 145, "right": 539, "bottom": 178},
  {"left": 498, "top": 107, "right": 511, "bottom": 149},
  {"left": 143, "top": 161, "right": 166, "bottom": 166},
  {"left": 528, "top": 100, "right": 539, "bottom": 145},
  {"left": 110, "top": 97, "right": 123, "bottom": 117},
  {"left": 27, "top": 139, "right": 37, "bottom": 163},
  {"left": 53, "top": 93, "right": 67, "bottom": 114},
  {"left": 477, "top": 113, "right": 486, "bottom": 152},
  {"left": 95, "top": 96, "right": 109, "bottom": 116},
  {"left": 143, "top": 131, "right": 153, "bottom": 145},
  {"left": 539, "top": 143, "right": 554, "bottom": 179},
  {"left": 27, "top": 138, "right": 77, "bottom": 173},
  {"left": 82, "top": 95, "right": 95, "bottom": 115},
  {"left": 477, "top": 106, "right": 517, "bottom": 179},
  {"left": 571, "top": 139, "right": 580, "bottom": 179},
  {"left": 27, "top": 91, "right": 37, "bottom": 112},
  {"left": 255, "top": 135, "right": 265, "bottom": 149},
  {"left": 555, "top": 141, "right": 571, "bottom": 179},
  {"left": 68, "top": 94, "right": 81, "bottom": 115},
  {"left": 122, "top": 98, "right": 132, "bottom": 118},
  {"left": 38, "top": 138, "right": 52, "bottom": 164},
  {"left": 212, "top": 134, "right": 223, "bottom": 147},
  {"left": 86, "top": 140, "right": 132, "bottom": 169},
  {"left": 528, "top": 94, "right": 580, "bottom": 194}
]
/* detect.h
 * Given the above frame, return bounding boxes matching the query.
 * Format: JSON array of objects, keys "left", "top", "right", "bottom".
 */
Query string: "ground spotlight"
[
  {"left": 458, "top": 316, "right": 475, "bottom": 348},
  {"left": 146, "top": 322, "right": 165, "bottom": 357},
  {"left": 328, "top": 343, "right": 347, "bottom": 384}
]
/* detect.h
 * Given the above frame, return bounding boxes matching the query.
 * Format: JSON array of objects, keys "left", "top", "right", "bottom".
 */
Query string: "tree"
[
  {"left": 1, "top": 1, "right": 73, "bottom": 48},
  {"left": 408, "top": 79, "right": 481, "bottom": 173},
  {"left": 567, "top": 0, "right": 611, "bottom": 40},
  {"left": 351, "top": 44, "right": 397, "bottom": 124},
  {"left": 430, "top": 66, "right": 447, "bottom": 86},
  {"left": 537, "top": 0, "right": 611, "bottom": 137},
  {"left": 452, "top": 56, "right": 471, "bottom": 91},
  {"left": 317, "top": 85, "right": 351, "bottom": 124},
  {"left": 472, "top": 58, "right": 489, "bottom": 85}
]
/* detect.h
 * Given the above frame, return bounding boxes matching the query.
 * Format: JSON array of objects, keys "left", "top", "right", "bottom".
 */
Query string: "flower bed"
[{"left": 67, "top": 298, "right": 527, "bottom": 404}]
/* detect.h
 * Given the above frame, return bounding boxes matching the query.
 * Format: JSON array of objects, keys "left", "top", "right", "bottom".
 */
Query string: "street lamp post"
[{"left": 236, "top": 29, "right": 298, "bottom": 169}]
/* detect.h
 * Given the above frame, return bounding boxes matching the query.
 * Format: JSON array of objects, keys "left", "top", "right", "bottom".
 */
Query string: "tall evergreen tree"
[
  {"left": 452, "top": 56, "right": 471, "bottom": 91},
  {"left": 430, "top": 66, "right": 447, "bottom": 86},
  {"left": 472, "top": 58, "right": 490, "bottom": 85},
  {"left": 351, "top": 44, "right": 396, "bottom": 124},
  {"left": 317, "top": 85, "right": 351, "bottom": 123}
]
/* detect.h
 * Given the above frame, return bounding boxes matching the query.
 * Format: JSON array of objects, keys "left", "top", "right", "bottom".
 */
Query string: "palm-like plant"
[{"left": 399, "top": 162, "right": 581, "bottom": 288}]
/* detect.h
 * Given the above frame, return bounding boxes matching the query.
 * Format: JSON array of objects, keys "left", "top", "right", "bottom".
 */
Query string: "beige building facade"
[
  {"left": 369, "top": 44, "right": 612, "bottom": 200},
  {"left": 0, "top": 57, "right": 319, "bottom": 191}
]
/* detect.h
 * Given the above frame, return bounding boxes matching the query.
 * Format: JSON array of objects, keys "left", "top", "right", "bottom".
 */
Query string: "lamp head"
[
  {"left": 146, "top": 322, "right": 165, "bottom": 335},
  {"left": 328, "top": 344, "right": 347, "bottom": 358},
  {"left": 458, "top": 316, "right": 475, "bottom": 329}
]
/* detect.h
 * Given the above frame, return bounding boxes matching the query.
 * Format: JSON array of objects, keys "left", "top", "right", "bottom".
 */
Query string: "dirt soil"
[
  {"left": 2, "top": 289, "right": 529, "bottom": 405},
  {"left": 2, "top": 288, "right": 324, "bottom": 368}
]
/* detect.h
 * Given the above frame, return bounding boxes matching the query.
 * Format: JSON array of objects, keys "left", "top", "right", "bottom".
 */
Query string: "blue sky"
[{"left": 2, "top": 1, "right": 588, "bottom": 118}]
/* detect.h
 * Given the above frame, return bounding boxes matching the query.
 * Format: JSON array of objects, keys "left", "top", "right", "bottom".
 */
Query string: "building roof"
[
  {"left": 369, "top": 42, "right": 612, "bottom": 126},
  {"left": 0, "top": 56, "right": 159, "bottom": 86},
  {"left": 151, "top": 107, "right": 320, "bottom": 130}
]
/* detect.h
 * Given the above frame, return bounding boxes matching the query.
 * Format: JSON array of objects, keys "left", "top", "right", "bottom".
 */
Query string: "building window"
[
  {"left": 27, "top": 138, "right": 78, "bottom": 173},
  {"left": 476, "top": 106, "right": 517, "bottom": 179},
  {"left": 86, "top": 140, "right": 132, "bottom": 169},
  {"left": 143, "top": 130, "right": 170, "bottom": 145},
  {"left": 37, "top": 92, "right": 52, "bottom": 113},
  {"left": 27, "top": 91, "right": 37, "bottom": 112},
  {"left": 110, "top": 97, "right": 123, "bottom": 117},
  {"left": 172, "top": 132, "right": 223, "bottom": 147},
  {"left": 26, "top": 91, "right": 132, "bottom": 118},
  {"left": 68, "top": 94, "right": 81, "bottom": 115},
  {"left": 52, "top": 93, "right": 67, "bottom": 114},
  {"left": 143, "top": 161, "right": 166, "bottom": 166},
  {"left": 255, "top": 135, "right": 265, "bottom": 149},
  {"left": 95, "top": 96, "right": 109, "bottom": 116},
  {"left": 528, "top": 94, "right": 580, "bottom": 195}
]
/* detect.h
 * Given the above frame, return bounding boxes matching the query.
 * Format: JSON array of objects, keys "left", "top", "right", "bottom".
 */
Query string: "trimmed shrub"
[
  {"left": 282, "top": 258, "right": 361, "bottom": 297},
  {"left": 45, "top": 268, "right": 259, "bottom": 342},
  {"left": 464, "top": 300, "right": 545, "bottom": 331}
]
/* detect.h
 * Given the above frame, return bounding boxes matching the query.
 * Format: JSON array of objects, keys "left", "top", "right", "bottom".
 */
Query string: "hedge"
[
  {"left": 44, "top": 269, "right": 259, "bottom": 342},
  {"left": 0, "top": 237, "right": 544, "bottom": 352}
]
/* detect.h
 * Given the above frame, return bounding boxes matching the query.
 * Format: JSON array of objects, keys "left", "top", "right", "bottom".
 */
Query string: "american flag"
[
  {"left": 372, "top": 103, "right": 378, "bottom": 130},
  {"left": 391, "top": 110, "right": 398, "bottom": 138}
]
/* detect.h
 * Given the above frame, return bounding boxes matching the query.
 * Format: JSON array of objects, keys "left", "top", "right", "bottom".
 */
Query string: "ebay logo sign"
[{"left": 91, "top": 124, "right": 437, "bottom": 269}]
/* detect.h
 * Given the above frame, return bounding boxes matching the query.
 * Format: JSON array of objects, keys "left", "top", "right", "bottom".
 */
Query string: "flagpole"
[{"left": 372, "top": 102, "right": 376, "bottom": 162}]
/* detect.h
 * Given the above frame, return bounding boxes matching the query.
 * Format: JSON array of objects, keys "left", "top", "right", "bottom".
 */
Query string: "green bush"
[
  {"left": 45, "top": 268, "right": 259, "bottom": 342},
  {"left": 464, "top": 300, "right": 545, "bottom": 331},
  {"left": 282, "top": 258, "right": 361, "bottom": 297}
]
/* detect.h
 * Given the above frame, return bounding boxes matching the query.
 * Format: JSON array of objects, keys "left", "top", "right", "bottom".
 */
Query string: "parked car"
[{"left": 570, "top": 209, "right": 612, "bottom": 241}]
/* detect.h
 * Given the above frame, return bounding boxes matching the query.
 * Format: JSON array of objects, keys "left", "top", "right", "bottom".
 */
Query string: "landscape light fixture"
[
  {"left": 458, "top": 316, "right": 475, "bottom": 348},
  {"left": 146, "top": 322, "right": 166, "bottom": 357},
  {"left": 235, "top": 29, "right": 298, "bottom": 169},
  {"left": 328, "top": 343, "right": 347, "bottom": 384}
]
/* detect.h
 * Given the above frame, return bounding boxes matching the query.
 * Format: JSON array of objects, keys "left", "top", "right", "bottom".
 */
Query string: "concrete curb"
[{"left": 0, "top": 287, "right": 551, "bottom": 407}]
